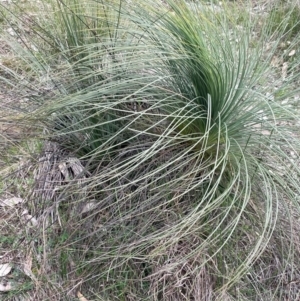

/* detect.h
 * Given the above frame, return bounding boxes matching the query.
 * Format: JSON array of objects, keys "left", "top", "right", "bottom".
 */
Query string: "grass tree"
[{"left": 1, "top": 0, "right": 300, "bottom": 300}]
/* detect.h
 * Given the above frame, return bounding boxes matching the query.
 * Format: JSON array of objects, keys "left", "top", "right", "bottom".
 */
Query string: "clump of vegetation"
[
  {"left": 1, "top": 0, "right": 300, "bottom": 300},
  {"left": 268, "top": 1, "right": 300, "bottom": 41}
]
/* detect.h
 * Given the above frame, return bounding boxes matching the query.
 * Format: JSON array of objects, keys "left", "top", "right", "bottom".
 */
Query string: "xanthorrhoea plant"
[
  {"left": 1, "top": 0, "right": 300, "bottom": 300},
  {"left": 49, "top": 1, "right": 300, "bottom": 299}
]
